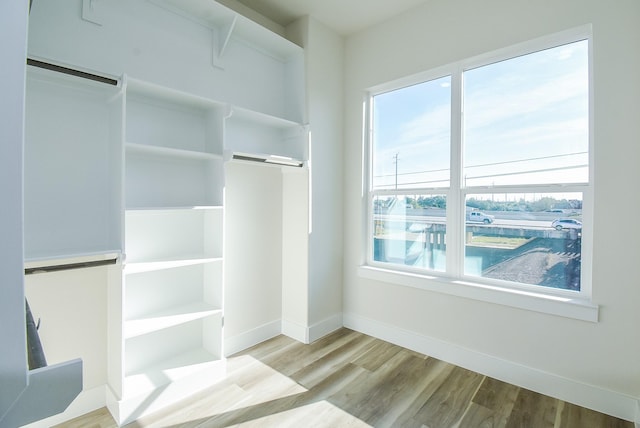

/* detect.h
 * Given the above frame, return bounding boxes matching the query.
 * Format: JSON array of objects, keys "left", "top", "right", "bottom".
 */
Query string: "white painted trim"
[
  {"left": 359, "top": 266, "right": 599, "bottom": 322},
  {"left": 22, "top": 385, "right": 106, "bottom": 428},
  {"left": 282, "top": 318, "right": 309, "bottom": 343},
  {"left": 224, "top": 319, "right": 282, "bottom": 356},
  {"left": 344, "top": 312, "right": 638, "bottom": 423},
  {"left": 308, "top": 313, "right": 343, "bottom": 343},
  {"left": 635, "top": 400, "right": 640, "bottom": 428}
]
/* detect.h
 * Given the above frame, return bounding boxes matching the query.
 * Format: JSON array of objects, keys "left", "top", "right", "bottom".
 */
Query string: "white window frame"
[{"left": 361, "top": 25, "right": 598, "bottom": 322}]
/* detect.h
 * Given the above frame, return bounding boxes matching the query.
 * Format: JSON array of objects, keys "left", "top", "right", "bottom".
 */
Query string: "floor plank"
[
  {"left": 458, "top": 377, "right": 520, "bottom": 427},
  {"left": 411, "top": 365, "right": 484, "bottom": 427},
  {"left": 55, "top": 329, "right": 634, "bottom": 428},
  {"left": 505, "top": 387, "right": 557, "bottom": 428}
]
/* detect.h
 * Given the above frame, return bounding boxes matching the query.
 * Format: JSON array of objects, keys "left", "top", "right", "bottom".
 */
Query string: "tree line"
[{"left": 393, "top": 196, "right": 582, "bottom": 212}]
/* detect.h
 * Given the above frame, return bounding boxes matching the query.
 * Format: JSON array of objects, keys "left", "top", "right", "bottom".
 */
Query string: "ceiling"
[{"left": 231, "top": 0, "right": 430, "bottom": 36}]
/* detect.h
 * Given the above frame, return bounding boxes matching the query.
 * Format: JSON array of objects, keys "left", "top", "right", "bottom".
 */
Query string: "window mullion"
[
  {"left": 364, "top": 93, "right": 374, "bottom": 266},
  {"left": 447, "top": 66, "right": 464, "bottom": 277}
]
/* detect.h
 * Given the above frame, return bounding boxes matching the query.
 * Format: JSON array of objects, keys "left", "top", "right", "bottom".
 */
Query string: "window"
[{"left": 367, "top": 31, "right": 591, "bottom": 297}]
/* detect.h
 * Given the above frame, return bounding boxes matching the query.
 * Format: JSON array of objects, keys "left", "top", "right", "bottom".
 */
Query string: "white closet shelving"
[
  {"left": 25, "top": 0, "right": 308, "bottom": 424},
  {"left": 111, "top": 77, "right": 227, "bottom": 423}
]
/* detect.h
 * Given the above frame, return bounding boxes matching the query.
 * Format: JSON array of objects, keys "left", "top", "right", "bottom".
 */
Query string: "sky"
[{"left": 372, "top": 39, "right": 589, "bottom": 192}]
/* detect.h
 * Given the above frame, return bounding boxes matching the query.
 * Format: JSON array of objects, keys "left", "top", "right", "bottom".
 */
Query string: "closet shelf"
[
  {"left": 228, "top": 105, "right": 305, "bottom": 129},
  {"left": 126, "top": 142, "right": 223, "bottom": 161},
  {"left": 124, "top": 256, "right": 222, "bottom": 274},
  {"left": 125, "top": 76, "right": 225, "bottom": 110},
  {"left": 126, "top": 205, "right": 223, "bottom": 212},
  {"left": 149, "top": 0, "right": 303, "bottom": 62},
  {"left": 124, "top": 302, "right": 221, "bottom": 339}
]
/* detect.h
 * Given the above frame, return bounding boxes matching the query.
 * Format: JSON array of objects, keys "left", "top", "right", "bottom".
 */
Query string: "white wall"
[
  {"left": 224, "top": 162, "right": 284, "bottom": 353},
  {"left": 304, "top": 18, "right": 345, "bottom": 333},
  {"left": 282, "top": 168, "right": 310, "bottom": 340},
  {"left": 286, "top": 17, "right": 345, "bottom": 341},
  {"left": 343, "top": 0, "right": 640, "bottom": 421},
  {"left": 0, "top": 0, "right": 29, "bottom": 421}
]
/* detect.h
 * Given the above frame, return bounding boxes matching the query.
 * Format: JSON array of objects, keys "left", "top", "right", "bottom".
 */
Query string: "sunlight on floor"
[
  {"left": 134, "top": 355, "right": 309, "bottom": 427},
  {"left": 231, "top": 401, "right": 373, "bottom": 428}
]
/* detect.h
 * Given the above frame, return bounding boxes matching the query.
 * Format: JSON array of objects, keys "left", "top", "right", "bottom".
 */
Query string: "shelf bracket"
[
  {"left": 212, "top": 15, "right": 237, "bottom": 69},
  {"left": 81, "top": 0, "right": 103, "bottom": 26},
  {"left": 224, "top": 104, "right": 234, "bottom": 120}
]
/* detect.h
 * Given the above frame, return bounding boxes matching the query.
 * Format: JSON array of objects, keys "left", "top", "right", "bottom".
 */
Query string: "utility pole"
[{"left": 393, "top": 152, "right": 399, "bottom": 190}]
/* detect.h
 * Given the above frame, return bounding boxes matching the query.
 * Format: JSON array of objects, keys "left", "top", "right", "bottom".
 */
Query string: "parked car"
[{"left": 551, "top": 218, "right": 582, "bottom": 230}]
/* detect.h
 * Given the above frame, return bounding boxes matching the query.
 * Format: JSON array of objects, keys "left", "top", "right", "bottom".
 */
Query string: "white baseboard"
[
  {"left": 344, "top": 312, "right": 639, "bottom": 423},
  {"left": 282, "top": 313, "right": 344, "bottom": 344},
  {"left": 21, "top": 385, "right": 106, "bottom": 428},
  {"left": 281, "top": 318, "right": 309, "bottom": 343},
  {"left": 308, "top": 313, "right": 343, "bottom": 343},
  {"left": 225, "top": 319, "right": 282, "bottom": 356},
  {"left": 226, "top": 314, "right": 344, "bottom": 356}
]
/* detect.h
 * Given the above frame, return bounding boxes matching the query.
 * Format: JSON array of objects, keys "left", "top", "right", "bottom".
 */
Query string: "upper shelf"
[
  {"left": 125, "top": 76, "right": 225, "bottom": 111},
  {"left": 150, "top": 0, "right": 303, "bottom": 62},
  {"left": 126, "top": 143, "right": 224, "bottom": 161}
]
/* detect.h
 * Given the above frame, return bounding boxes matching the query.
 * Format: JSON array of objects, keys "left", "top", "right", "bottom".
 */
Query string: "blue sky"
[{"left": 372, "top": 39, "right": 589, "bottom": 190}]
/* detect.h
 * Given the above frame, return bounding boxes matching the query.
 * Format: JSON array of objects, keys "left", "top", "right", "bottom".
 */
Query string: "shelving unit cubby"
[
  {"left": 24, "top": 66, "right": 123, "bottom": 261},
  {"left": 225, "top": 106, "right": 308, "bottom": 162}
]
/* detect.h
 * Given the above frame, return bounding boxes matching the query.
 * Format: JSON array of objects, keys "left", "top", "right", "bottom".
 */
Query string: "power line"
[
  {"left": 374, "top": 164, "right": 587, "bottom": 188},
  {"left": 374, "top": 151, "right": 587, "bottom": 179}
]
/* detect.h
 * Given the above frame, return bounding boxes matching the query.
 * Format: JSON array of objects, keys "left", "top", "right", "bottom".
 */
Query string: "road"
[
  {"left": 374, "top": 209, "right": 581, "bottom": 230},
  {"left": 374, "top": 214, "right": 554, "bottom": 230}
]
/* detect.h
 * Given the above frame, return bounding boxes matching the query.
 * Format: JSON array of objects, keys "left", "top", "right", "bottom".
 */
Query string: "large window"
[{"left": 367, "top": 32, "right": 591, "bottom": 295}]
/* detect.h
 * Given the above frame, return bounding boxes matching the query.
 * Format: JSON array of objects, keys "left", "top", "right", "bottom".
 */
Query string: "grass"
[{"left": 468, "top": 235, "right": 532, "bottom": 249}]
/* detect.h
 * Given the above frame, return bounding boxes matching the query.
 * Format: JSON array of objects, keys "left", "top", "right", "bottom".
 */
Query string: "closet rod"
[
  {"left": 26, "top": 58, "right": 118, "bottom": 86},
  {"left": 232, "top": 153, "right": 304, "bottom": 167},
  {"left": 25, "top": 258, "right": 118, "bottom": 275}
]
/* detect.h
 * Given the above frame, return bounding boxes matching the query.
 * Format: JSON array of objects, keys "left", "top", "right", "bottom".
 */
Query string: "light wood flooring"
[{"left": 58, "top": 328, "right": 633, "bottom": 428}]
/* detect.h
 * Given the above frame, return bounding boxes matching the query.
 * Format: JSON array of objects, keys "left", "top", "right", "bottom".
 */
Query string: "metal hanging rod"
[
  {"left": 231, "top": 152, "right": 304, "bottom": 167},
  {"left": 24, "top": 257, "right": 118, "bottom": 275},
  {"left": 26, "top": 58, "right": 118, "bottom": 86}
]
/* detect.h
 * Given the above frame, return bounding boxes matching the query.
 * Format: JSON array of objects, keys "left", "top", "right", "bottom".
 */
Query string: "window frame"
[{"left": 362, "top": 25, "right": 596, "bottom": 320}]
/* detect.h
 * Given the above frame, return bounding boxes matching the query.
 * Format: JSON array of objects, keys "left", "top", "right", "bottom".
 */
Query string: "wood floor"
[{"left": 58, "top": 328, "right": 632, "bottom": 428}]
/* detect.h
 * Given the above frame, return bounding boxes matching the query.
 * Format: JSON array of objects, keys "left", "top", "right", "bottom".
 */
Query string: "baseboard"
[
  {"left": 21, "top": 385, "right": 106, "bottom": 428},
  {"left": 282, "top": 313, "right": 344, "bottom": 344},
  {"left": 344, "top": 312, "right": 638, "bottom": 423},
  {"left": 225, "top": 319, "right": 282, "bottom": 356},
  {"left": 282, "top": 318, "right": 309, "bottom": 343},
  {"left": 308, "top": 313, "right": 343, "bottom": 343}
]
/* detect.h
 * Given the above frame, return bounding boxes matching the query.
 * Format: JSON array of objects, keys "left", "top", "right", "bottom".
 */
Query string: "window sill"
[{"left": 358, "top": 265, "right": 599, "bottom": 322}]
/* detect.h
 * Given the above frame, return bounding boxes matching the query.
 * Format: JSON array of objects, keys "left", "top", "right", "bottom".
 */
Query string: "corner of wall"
[
  {"left": 214, "top": 0, "right": 286, "bottom": 38},
  {"left": 285, "top": 16, "right": 310, "bottom": 49},
  {"left": 224, "top": 320, "right": 282, "bottom": 356},
  {"left": 308, "top": 313, "right": 343, "bottom": 343}
]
